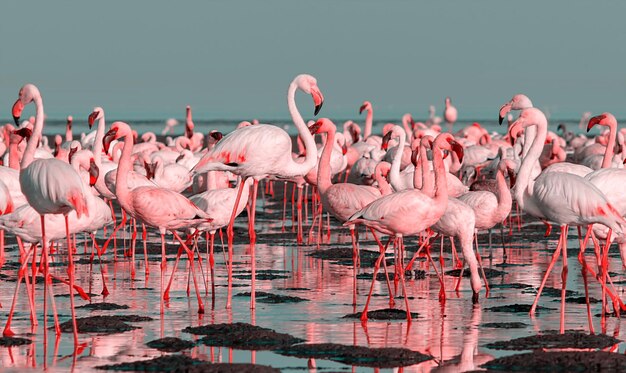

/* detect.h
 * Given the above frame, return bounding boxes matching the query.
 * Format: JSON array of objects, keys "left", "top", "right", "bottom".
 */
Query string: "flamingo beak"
[
  {"left": 450, "top": 140, "right": 464, "bottom": 162},
  {"left": 587, "top": 114, "right": 606, "bottom": 133},
  {"left": 145, "top": 162, "right": 156, "bottom": 180},
  {"left": 89, "top": 159, "right": 99, "bottom": 187},
  {"left": 311, "top": 88, "right": 324, "bottom": 116},
  {"left": 185, "top": 123, "right": 193, "bottom": 138},
  {"left": 88, "top": 111, "right": 99, "bottom": 129},
  {"left": 381, "top": 131, "right": 392, "bottom": 151},
  {"left": 359, "top": 104, "right": 367, "bottom": 115},
  {"left": 176, "top": 153, "right": 185, "bottom": 162},
  {"left": 68, "top": 146, "right": 78, "bottom": 163},
  {"left": 342, "top": 143, "right": 348, "bottom": 155},
  {"left": 67, "top": 118, "right": 73, "bottom": 131},
  {"left": 508, "top": 169, "right": 517, "bottom": 188},
  {"left": 13, "top": 127, "right": 32, "bottom": 141},
  {"left": 508, "top": 120, "right": 524, "bottom": 146},
  {"left": 349, "top": 126, "right": 359, "bottom": 144},
  {"left": 411, "top": 149, "right": 419, "bottom": 167},
  {"left": 498, "top": 103, "right": 511, "bottom": 125},
  {"left": 12, "top": 99, "right": 24, "bottom": 127},
  {"left": 103, "top": 128, "right": 117, "bottom": 154},
  {"left": 210, "top": 131, "right": 223, "bottom": 142},
  {"left": 308, "top": 119, "right": 323, "bottom": 135}
]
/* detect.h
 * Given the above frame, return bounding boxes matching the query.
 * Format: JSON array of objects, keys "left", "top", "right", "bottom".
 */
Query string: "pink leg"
[
  {"left": 559, "top": 225, "right": 569, "bottom": 334},
  {"left": 90, "top": 234, "right": 110, "bottom": 297},
  {"left": 398, "top": 238, "right": 412, "bottom": 324},
  {"left": 578, "top": 225, "right": 594, "bottom": 334},
  {"left": 208, "top": 232, "right": 216, "bottom": 309},
  {"left": 281, "top": 183, "right": 287, "bottom": 233},
  {"left": 249, "top": 180, "right": 259, "bottom": 310},
  {"left": 296, "top": 186, "right": 303, "bottom": 244},
  {"left": 474, "top": 234, "right": 490, "bottom": 296},
  {"left": 350, "top": 227, "right": 358, "bottom": 307},
  {"left": 361, "top": 234, "right": 393, "bottom": 323},
  {"left": 160, "top": 232, "right": 166, "bottom": 315},
  {"left": 369, "top": 229, "right": 395, "bottom": 308},
  {"left": 142, "top": 223, "right": 149, "bottom": 278},
  {"left": 3, "top": 244, "right": 35, "bottom": 336},
  {"left": 226, "top": 178, "right": 248, "bottom": 309},
  {"left": 172, "top": 231, "right": 205, "bottom": 314},
  {"left": 530, "top": 227, "right": 564, "bottom": 315},
  {"left": 65, "top": 215, "right": 80, "bottom": 349}
]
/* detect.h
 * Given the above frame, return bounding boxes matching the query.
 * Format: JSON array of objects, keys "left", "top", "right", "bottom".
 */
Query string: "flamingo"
[
  {"left": 508, "top": 107, "right": 626, "bottom": 333},
  {"left": 309, "top": 118, "right": 386, "bottom": 306},
  {"left": 103, "top": 121, "right": 212, "bottom": 315},
  {"left": 4, "top": 84, "right": 90, "bottom": 348},
  {"left": 345, "top": 133, "right": 462, "bottom": 322},
  {"left": 192, "top": 73, "right": 324, "bottom": 310},
  {"left": 444, "top": 97, "right": 457, "bottom": 131}
]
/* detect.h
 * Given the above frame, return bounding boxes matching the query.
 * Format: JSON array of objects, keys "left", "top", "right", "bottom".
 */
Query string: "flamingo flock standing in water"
[{"left": 2, "top": 75, "right": 626, "bottom": 362}]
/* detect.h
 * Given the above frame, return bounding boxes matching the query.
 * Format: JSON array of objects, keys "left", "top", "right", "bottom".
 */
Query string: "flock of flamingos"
[{"left": 1, "top": 74, "right": 626, "bottom": 355}]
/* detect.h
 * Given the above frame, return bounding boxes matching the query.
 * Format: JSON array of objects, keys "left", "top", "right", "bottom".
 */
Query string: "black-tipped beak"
[
  {"left": 498, "top": 115, "right": 504, "bottom": 125},
  {"left": 359, "top": 104, "right": 366, "bottom": 115},
  {"left": 89, "top": 160, "right": 99, "bottom": 187},
  {"left": 103, "top": 128, "right": 117, "bottom": 154},
  {"left": 314, "top": 101, "right": 323, "bottom": 116},
  {"left": 12, "top": 99, "right": 24, "bottom": 127},
  {"left": 451, "top": 141, "right": 464, "bottom": 162},
  {"left": 210, "top": 131, "right": 223, "bottom": 142},
  {"left": 13, "top": 127, "right": 32, "bottom": 142},
  {"left": 587, "top": 114, "right": 605, "bottom": 133},
  {"left": 308, "top": 120, "right": 323, "bottom": 135},
  {"left": 381, "top": 131, "right": 392, "bottom": 151},
  {"left": 88, "top": 111, "right": 99, "bottom": 129}
]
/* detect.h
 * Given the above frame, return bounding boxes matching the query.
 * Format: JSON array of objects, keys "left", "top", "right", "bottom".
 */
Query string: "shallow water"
[{"left": 1, "top": 183, "right": 626, "bottom": 372}]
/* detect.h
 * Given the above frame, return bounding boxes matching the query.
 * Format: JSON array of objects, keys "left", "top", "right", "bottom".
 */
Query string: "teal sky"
[{"left": 2, "top": 1, "right": 625, "bottom": 121}]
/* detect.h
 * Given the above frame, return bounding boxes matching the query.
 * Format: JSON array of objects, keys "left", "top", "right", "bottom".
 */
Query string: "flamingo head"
[
  {"left": 308, "top": 118, "right": 334, "bottom": 135},
  {"left": 381, "top": 131, "right": 393, "bottom": 151},
  {"left": 89, "top": 158, "right": 99, "bottom": 187},
  {"left": 499, "top": 159, "right": 517, "bottom": 188},
  {"left": 12, "top": 84, "right": 41, "bottom": 126},
  {"left": 508, "top": 107, "right": 545, "bottom": 146},
  {"left": 67, "top": 115, "right": 73, "bottom": 130},
  {"left": 445, "top": 96, "right": 451, "bottom": 105},
  {"left": 68, "top": 146, "right": 79, "bottom": 163},
  {"left": 359, "top": 101, "right": 372, "bottom": 115},
  {"left": 348, "top": 123, "right": 361, "bottom": 144},
  {"left": 12, "top": 127, "right": 32, "bottom": 143},
  {"left": 498, "top": 94, "right": 533, "bottom": 125},
  {"left": 295, "top": 74, "right": 324, "bottom": 116},
  {"left": 103, "top": 121, "right": 131, "bottom": 154},
  {"left": 209, "top": 131, "right": 223, "bottom": 142},
  {"left": 88, "top": 107, "right": 103, "bottom": 129},
  {"left": 587, "top": 112, "right": 616, "bottom": 133},
  {"left": 434, "top": 133, "right": 463, "bottom": 162},
  {"left": 145, "top": 161, "right": 156, "bottom": 180}
]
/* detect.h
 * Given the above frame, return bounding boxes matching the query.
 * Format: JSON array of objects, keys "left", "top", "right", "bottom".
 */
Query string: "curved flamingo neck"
[
  {"left": 521, "top": 125, "right": 536, "bottom": 158},
  {"left": 21, "top": 96, "right": 44, "bottom": 170},
  {"left": 374, "top": 166, "right": 392, "bottom": 195},
  {"left": 495, "top": 167, "right": 512, "bottom": 213},
  {"left": 8, "top": 141, "right": 21, "bottom": 170},
  {"left": 115, "top": 132, "right": 135, "bottom": 214},
  {"left": 93, "top": 114, "right": 106, "bottom": 166},
  {"left": 601, "top": 122, "right": 617, "bottom": 168},
  {"left": 364, "top": 108, "right": 373, "bottom": 139},
  {"left": 417, "top": 143, "right": 434, "bottom": 196},
  {"left": 431, "top": 144, "right": 448, "bottom": 204},
  {"left": 515, "top": 118, "right": 547, "bottom": 209},
  {"left": 388, "top": 126, "right": 406, "bottom": 191},
  {"left": 316, "top": 125, "right": 335, "bottom": 195},
  {"left": 285, "top": 81, "right": 318, "bottom": 177}
]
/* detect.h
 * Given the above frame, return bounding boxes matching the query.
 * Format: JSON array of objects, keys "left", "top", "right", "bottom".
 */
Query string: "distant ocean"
[{"left": 6, "top": 118, "right": 593, "bottom": 138}]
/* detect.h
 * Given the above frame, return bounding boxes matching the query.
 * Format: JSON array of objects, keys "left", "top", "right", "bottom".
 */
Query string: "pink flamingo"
[
  {"left": 508, "top": 107, "right": 626, "bottom": 333},
  {"left": 191, "top": 74, "right": 324, "bottom": 310},
  {"left": 5, "top": 84, "right": 89, "bottom": 348},
  {"left": 444, "top": 97, "right": 457, "bottom": 130},
  {"left": 309, "top": 118, "right": 386, "bottom": 306},
  {"left": 345, "top": 133, "right": 462, "bottom": 322},
  {"left": 103, "top": 121, "right": 213, "bottom": 315},
  {"left": 65, "top": 115, "right": 73, "bottom": 142}
]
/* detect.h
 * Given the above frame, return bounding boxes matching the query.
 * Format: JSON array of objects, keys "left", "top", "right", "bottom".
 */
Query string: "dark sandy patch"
[
  {"left": 356, "top": 270, "right": 426, "bottom": 281},
  {"left": 308, "top": 247, "right": 390, "bottom": 267},
  {"left": 485, "top": 331, "right": 620, "bottom": 350},
  {"left": 235, "top": 291, "right": 309, "bottom": 303},
  {"left": 343, "top": 308, "right": 418, "bottom": 320},
  {"left": 183, "top": 322, "right": 303, "bottom": 350},
  {"left": 490, "top": 282, "right": 532, "bottom": 289},
  {"left": 481, "top": 351, "right": 626, "bottom": 372},
  {"left": 58, "top": 315, "right": 152, "bottom": 334},
  {"left": 146, "top": 337, "right": 195, "bottom": 352},
  {"left": 484, "top": 304, "right": 556, "bottom": 313},
  {"left": 232, "top": 270, "right": 290, "bottom": 280},
  {"left": 96, "top": 354, "right": 280, "bottom": 372},
  {"left": 565, "top": 296, "right": 601, "bottom": 304},
  {"left": 446, "top": 268, "right": 505, "bottom": 279},
  {"left": 77, "top": 302, "right": 129, "bottom": 311},
  {"left": 0, "top": 336, "right": 32, "bottom": 347},
  {"left": 275, "top": 343, "right": 432, "bottom": 368},
  {"left": 521, "top": 286, "right": 578, "bottom": 297}
]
